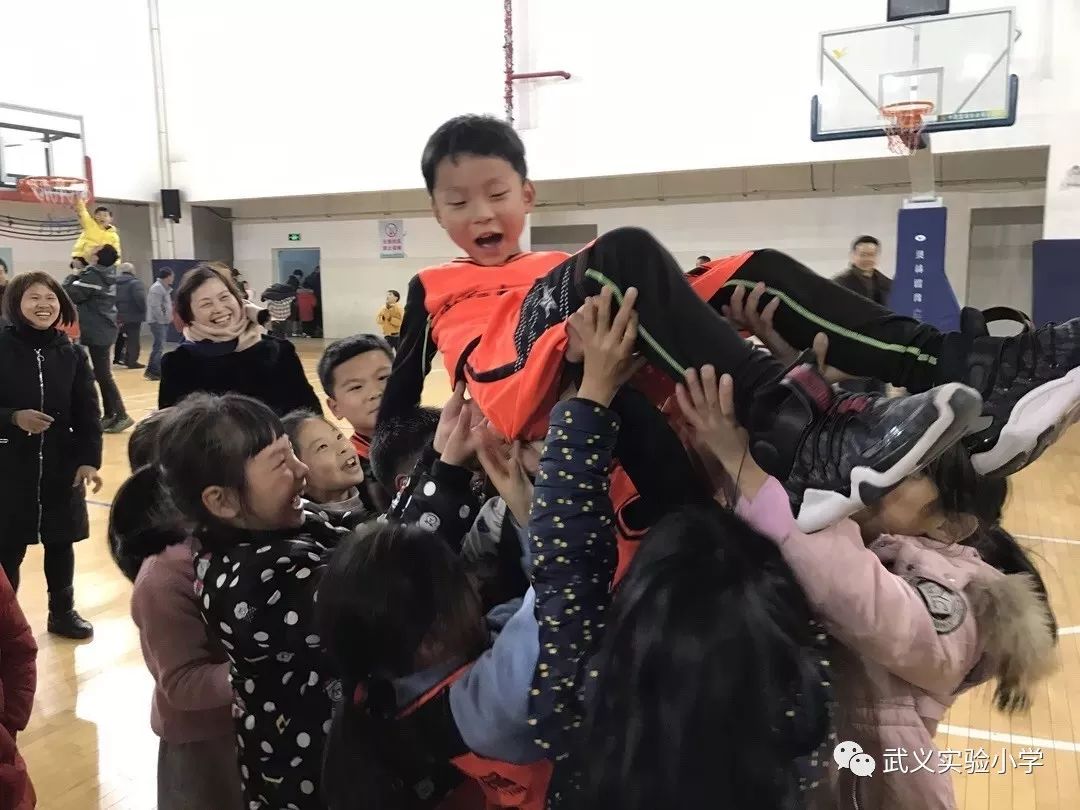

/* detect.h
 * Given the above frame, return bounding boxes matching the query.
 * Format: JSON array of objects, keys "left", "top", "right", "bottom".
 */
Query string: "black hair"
[
  {"left": 71, "top": 257, "right": 89, "bottom": 270},
  {"left": 420, "top": 114, "right": 528, "bottom": 195},
  {"left": 2, "top": 271, "right": 78, "bottom": 328},
  {"left": 369, "top": 407, "right": 440, "bottom": 492},
  {"left": 174, "top": 264, "right": 245, "bottom": 326},
  {"left": 95, "top": 244, "right": 119, "bottom": 267},
  {"left": 928, "top": 443, "right": 1058, "bottom": 647},
  {"left": 578, "top": 503, "right": 832, "bottom": 810},
  {"left": 93, "top": 205, "right": 111, "bottom": 215},
  {"left": 156, "top": 267, "right": 174, "bottom": 280},
  {"left": 851, "top": 235, "right": 880, "bottom": 250},
  {"left": 281, "top": 409, "right": 328, "bottom": 458},
  {"left": 318, "top": 523, "right": 488, "bottom": 810},
  {"left": 317, "top": 333, "right": 394, "bottom": 396},
  {"left": 108, "top": 393, "right": 284, "bottom": 574},
  {"left": 0, "top": 257, "right": 7, "bottom": 274},
  {"left": 696, "top": 255, "right": 711, "bottom": 263},
  {"left": 386, "top": 290, "right": 400, "bottom": 302},
  {"left": 127, "top": 408, "right": 175, "bottom": 472},
  {"left": 292, "top": 269, "right": 303, "bottom": 276}
]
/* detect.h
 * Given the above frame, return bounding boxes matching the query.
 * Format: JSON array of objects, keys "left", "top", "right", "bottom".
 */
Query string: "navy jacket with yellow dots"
[{"left": 527, "top": 398, "right": 621, "bottom": 761}]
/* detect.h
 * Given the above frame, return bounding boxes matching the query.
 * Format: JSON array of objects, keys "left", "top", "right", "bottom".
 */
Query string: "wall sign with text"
[{"left": 888, "top": 205, "right": 960, "bottom": 333}]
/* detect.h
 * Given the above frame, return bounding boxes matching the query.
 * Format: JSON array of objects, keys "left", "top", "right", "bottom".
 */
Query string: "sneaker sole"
[
  {"left": 971, "top": 366, "right": 1080, "bottom": 476},
  {"left": 796, "top": 383, "right": 982, "bottom": 533}
]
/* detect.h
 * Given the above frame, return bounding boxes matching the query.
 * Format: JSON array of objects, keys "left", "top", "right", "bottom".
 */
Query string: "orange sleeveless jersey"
[
  {"left": 419, "top": 250, "right": 752, "bottom": 440},
  {"left": 399, "top": 665, "right": 553, "bottom": 810}
]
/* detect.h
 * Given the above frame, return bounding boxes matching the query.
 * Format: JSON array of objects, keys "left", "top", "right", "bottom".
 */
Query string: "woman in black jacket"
[
  {"left": 159, "top": 265, "right": 321, "bottom": 416},
  {"left": 0, "top": 272, "right": 103, "bottom": 639}
]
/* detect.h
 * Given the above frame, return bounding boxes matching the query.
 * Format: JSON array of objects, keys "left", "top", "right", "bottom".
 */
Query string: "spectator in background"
[
  {"left": 62, "top": 245, "right": 133, "bottom": 433},
  {"left": 834, "top": 235, "right": 892, "bottom": 393},
  {"left": 375, "top": 289, "right": 404, "bottom": 350},
  {"left": 296, "top": 286, "right": 317, "bottom": 337},
  {"left": 145, "top": 268, "right": 174, "bottom": 382},
  {"left": 303, "top": 266, "right": 322, "bottom": 337},
  {"left": 834, "top": 235, "right": 892, "bottom": 306},
  {"left": 113, "top": 263, "right": 147, "bottom": 369},
  {"left": 696, "top": 255, "right": 711, "bottom": 267},
  {"left": 687, "top": 254, "right": 712, "bottom": 278}
]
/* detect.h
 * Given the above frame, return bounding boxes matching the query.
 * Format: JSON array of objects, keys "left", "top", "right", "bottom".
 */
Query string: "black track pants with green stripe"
[
  {"left": 572, "top": 231, "right": 948, "bottom": 410},
  {"left": 720, "top": 249, "right": 947, "bottom": 393},
  {"left": 569, "top": 227, "right": 789, "bottom": 425}
]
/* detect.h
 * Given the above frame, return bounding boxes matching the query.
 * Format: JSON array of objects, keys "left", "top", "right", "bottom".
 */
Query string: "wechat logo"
[{"left": 834, "top": 741, "right": 876, "bottom": 777}]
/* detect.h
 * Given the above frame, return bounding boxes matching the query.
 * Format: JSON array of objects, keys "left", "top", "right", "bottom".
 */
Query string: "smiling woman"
[{"left": 158, "top": 265, "right": 321, "bottom": 417}]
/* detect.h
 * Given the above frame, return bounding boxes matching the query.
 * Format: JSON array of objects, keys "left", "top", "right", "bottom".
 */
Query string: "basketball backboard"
[
  {"left": 0, "top": 103, "right": 91, "bottom": 202},
  {"left": 811, "top": 8, "right": 1018, "bottom": 142}
]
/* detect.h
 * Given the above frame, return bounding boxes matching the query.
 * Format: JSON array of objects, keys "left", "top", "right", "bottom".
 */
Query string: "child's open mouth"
[
  {"left": 474, "top": 232, "right": 503, "bottom": 249},
  {"left": 341, "top": 457, "right": 359, "bottom": 472}
]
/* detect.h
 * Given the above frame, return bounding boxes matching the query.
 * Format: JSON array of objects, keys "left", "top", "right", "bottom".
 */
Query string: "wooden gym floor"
[{"left": 17, "top": 339, "right": 1080, "bottom": 809}]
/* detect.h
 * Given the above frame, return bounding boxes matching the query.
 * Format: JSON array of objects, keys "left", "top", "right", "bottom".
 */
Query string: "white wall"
[
  {"left": 159, "top": 0, "right": 1054, "bottom": 201},
  {"left": 233, "top": 188, "right": 1045, "bottom": 340},
  {"left": 159, "top": 0, "right": 506, "bottom": 201},
  {"left": 2, "top": 1, "right": 160, "bottom": 201}
]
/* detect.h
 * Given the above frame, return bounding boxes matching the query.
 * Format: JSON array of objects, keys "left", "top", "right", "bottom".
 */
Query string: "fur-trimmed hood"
[{"left": 966, "top": 572, "right": 1059, "bottom": 711}]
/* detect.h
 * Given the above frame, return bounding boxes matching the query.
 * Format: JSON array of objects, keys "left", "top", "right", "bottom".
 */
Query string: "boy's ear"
[
  {"left": 202, "top": 485, "right": 241, "bottom": 522},
  {"left": 431, "top": 197, "right": 445, "bottom": 229},
  {"left": 394, "top": 472, "right": 410, "bottom": 493},
  {"left": 522, "top": 180, "right": 536, "bottom": 213},
  {"left": 326, "top": 396, "right": 342, "bottom": 420}
]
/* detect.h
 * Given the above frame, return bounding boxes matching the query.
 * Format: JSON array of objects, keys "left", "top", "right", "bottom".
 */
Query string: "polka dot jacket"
[
  {"left": 194, "top": 511, "right": 346, "bottom": 809},
  {"left": 526, "top": 399, "right": 620, "bottom": 764},
  {"left": 384, "top": 452, "right": 481, "bottom": 553}
]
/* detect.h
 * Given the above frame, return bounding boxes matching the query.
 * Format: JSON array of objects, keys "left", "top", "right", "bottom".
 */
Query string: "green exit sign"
[{"left": 287, "top": 233, "right": 301, "bottom": 242}]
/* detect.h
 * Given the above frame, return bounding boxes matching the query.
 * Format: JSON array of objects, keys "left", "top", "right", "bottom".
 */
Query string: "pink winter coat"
[{"left": 738, "top": 477, "right": 1057, "bottom": 810}]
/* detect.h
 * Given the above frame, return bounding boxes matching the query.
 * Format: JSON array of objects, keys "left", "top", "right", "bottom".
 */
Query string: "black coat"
[
  {"left": 63, "top": 264, "right": 119, "bottom": 346},
  {"left": 159, "top": 335, "right": 322, "bottom": 417},
  {"left": 0, "top": 325, "right": 102, "bottom": 548},
  {"left": 115, "top": 272, "right": 147, "bottom": 324},
  {"left": 833, "top": 266, "right": 894, "bottom": 308}
]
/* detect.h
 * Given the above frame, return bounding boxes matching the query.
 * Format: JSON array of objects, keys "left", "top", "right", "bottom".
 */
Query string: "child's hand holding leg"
[
  {"left": 575, "top": 286, "right": 643, "bottom": 408},
  {"left": 676, "top": 366, "right": 769, "bottom": 501}
]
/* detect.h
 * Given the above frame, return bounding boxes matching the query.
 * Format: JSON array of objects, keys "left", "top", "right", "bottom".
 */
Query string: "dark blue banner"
[{"left": 888, "top": 206, "right": 960, "bottom": 333}]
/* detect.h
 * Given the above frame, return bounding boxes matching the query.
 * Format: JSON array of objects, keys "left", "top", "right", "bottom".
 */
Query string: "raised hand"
[{"left": 576, "top": 285, "right": 643, "bottom": 407}]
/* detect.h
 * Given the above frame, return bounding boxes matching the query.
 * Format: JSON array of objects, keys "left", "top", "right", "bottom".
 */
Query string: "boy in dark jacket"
[
  {"left": 63, "top": 244, "right": 133, "bottom": 433},
  {"left": 113, "top": 262, "right": 147, "bottom": 369}
]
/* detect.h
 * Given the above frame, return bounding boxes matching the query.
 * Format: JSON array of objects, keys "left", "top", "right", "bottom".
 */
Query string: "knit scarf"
[{"left": 183, "top": 302, "right": 266, "bottom": 353}]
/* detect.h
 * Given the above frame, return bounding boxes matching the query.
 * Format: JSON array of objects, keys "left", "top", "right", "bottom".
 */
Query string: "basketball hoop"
[
  {"left": 16, "top": 176, "right": 89, "bottom": 206},
  {"left": 880, "top": 101, "right": 934, "bottom": 155}
]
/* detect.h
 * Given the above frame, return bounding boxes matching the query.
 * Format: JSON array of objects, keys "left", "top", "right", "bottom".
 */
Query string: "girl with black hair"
[
  {"left": 281, "top": 410, "right": 371, "bottom": 531},
  {"left": 676, "top": 362, "right": 1059, "bottom": 810},
  {"left": 109, "top": 408, "right": 242, "bottom": 810},
  {"left": 526, "top": 292, "right": 835, "bottom": 810},
  {"left": 109, "top": 392, "right": 346, "bottom": 809},
  {"left": 0, "top": 271, "right": 101, "bottom": 639}
]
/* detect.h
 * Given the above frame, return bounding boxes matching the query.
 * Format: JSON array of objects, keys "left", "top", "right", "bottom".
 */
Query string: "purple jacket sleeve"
[{"left": 736, "top": 477, "right": 980, "bottom": 696}]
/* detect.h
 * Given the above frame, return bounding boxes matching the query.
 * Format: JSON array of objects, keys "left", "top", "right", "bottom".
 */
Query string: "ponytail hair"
[{"left": 107, "top": 465, "right": 188, "bottom": 582}]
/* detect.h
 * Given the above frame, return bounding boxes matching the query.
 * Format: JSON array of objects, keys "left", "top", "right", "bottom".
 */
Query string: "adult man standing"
[
  {"left": 834, "top": 235, "right": 892, "bottom": 393},
  {"left": 834, "top": 236, "right": 892, "bottom": 306},
  {"left": 62, "top": 245, "right": 132, "bottom": 432},
  {"left": 144, "top": 268, "right": 174, "bottom": 382},
  {"left": 113, "top": 263, "right": 146, "bottom": 369}
]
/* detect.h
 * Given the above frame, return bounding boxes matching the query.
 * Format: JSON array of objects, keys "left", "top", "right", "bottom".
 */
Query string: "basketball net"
[
  {"left": 16, "top": 176, "right": 89, "bottom": 206},
  {"left": 880, "top": 101, "right": 934, "bottom": 156}
]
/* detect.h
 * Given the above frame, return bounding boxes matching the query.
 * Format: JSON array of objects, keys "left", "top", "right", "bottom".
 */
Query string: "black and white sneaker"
[
  {"left": 751, "top": 362, "right": 983, "bottom": 533},
  {"left": 957, "top": 307, "right": 1080, "bottom": 476}
]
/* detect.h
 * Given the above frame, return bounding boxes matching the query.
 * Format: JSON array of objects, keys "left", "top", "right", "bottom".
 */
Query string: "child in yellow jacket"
[
  {"left": 375, "top": 289, "right": 404, "bottom": 350},
  {"left": 71, "top": 199, "right": 121, "bottom": 261}
]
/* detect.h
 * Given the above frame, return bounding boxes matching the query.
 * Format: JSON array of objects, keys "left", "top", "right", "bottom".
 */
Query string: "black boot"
[
  {"left": 944, "top": 308, "right": 1080, "bottom": 477},
  {"left": 48, "top": 587, "right": 94, "bottom": 640},
  {"left": 749, "top": 359, "right": 982, "bottom": 533}
]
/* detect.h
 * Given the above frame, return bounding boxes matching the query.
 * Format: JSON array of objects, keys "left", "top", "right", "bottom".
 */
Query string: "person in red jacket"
[{"left": 0, "top": 568, "right": 37, "bottom": 810}]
